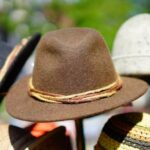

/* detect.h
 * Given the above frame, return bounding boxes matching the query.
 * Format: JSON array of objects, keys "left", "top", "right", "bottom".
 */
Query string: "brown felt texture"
[
  {"left": 32, "top": 28, "right": 117, "bottom": 94},
  {"left": 5, "top": 76, "right": 147, "bottom": 121},
  {"left": 5, "top": 27, "right": 148, "bottom": 121}
]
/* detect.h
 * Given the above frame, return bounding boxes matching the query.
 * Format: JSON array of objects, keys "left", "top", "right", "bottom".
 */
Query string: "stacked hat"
[
  {"left": 5, "top": 28, "right": 148, "bottom": 122},
  {"left": 0, "top": 124, "right": 72, "bottom": 150},
  {"left": 95, "top": 112, "right": 150, "bottom": 150},
  {"left": 112, "top": 13, "right": 150, "bottom": 76},
  {"left": 0, "top": 33, "right": 41, "bottom": 98}
]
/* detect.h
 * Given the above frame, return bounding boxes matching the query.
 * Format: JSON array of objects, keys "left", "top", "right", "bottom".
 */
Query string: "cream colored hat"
[{"left": 112, "top": 13, "right": 150, "bottom": 76}]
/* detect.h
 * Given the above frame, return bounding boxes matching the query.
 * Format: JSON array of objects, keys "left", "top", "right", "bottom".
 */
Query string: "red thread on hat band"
[{"left": 28, "top": 76, "right": 122, "bottom": 104}]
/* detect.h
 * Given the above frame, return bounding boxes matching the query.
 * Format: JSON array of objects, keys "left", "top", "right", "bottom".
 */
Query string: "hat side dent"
[{"left": 32, "top": 28, "right": 118, "bottom": 95}]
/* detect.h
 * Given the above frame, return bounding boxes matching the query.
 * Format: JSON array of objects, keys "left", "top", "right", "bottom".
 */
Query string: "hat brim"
[
  {"left": 113, "top": 56, "right": 150, "bottom": 76},
  {"left": 5, "top": 75, "right": 148, "bottom": 122},
  {"left": 0, "top": 33, "right": 41, "bottom": 94}
]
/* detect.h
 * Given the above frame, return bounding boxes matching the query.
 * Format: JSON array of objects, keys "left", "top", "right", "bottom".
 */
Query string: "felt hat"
[
  {"left": 5, "top": 28, "right": 148, "bottom": 122},
  {"left": 95, "top": 112, "right": 150, "bottom": 150},
  {"left": 0, "top": 124, "right": 72, "bottom": 150},
  {"left": 28, "top": 126, "right": 72, "bottom": 150},
  {"left": 0, "top": 33, "right": 41, "bottom": 96},
  {"left": 112, "top": 13, "right": 150, "bottom": 76}
]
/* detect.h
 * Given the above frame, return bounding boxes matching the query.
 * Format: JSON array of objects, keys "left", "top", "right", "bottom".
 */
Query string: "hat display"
[
  {"left": 112, "top": 13, "right": 150, "bottom": 76},
  {"left": 0, "top": 33, "right": 41, "bottom": 95},
  {"left": 95, "top": 112, "right": 150, "bottom": 150},
  {"left": 5, "top": 28, "right": 148, "bottom": 122}
]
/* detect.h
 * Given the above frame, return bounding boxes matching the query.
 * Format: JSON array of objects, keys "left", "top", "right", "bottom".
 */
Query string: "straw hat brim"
[{"left": 5, "top": 75, "right": 148, "bottom": 122}]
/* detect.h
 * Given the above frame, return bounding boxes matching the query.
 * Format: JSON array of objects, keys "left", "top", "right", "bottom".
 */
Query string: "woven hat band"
[{"left": 28, "top": 76, "right": 122, "bottom": 104}]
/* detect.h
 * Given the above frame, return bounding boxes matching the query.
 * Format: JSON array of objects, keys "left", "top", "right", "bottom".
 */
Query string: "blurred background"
[
  {"left": 0, "top": 0, "right": 150, "bottom": 49},
  {"left": 0, "top": 0, "right": 150, "bottom": 150}
]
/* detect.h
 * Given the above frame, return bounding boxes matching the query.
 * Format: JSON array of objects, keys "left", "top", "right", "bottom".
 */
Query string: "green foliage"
[
  {"left": 48, "top": 0, "right": 150, "bottom": 49},
  {"left": 0, "top": 1, "right": 57, "bottom": 38},
  {"left": 67, "top": 0, "right": 134, "bottom": 49},
  {"left": 0, "top": 0, "right": 149, "bottom": 49}
]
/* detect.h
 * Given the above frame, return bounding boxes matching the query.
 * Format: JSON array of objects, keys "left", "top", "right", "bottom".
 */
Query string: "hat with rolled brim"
[
  {"left": 0, "top": 33, "right": 41, "bottom": 96},
  {"left": 5, "top": 28, "right": 148, "bottom": 122},
  {"left": 95, "top": 112, "right": 150, "bottom": 150}
]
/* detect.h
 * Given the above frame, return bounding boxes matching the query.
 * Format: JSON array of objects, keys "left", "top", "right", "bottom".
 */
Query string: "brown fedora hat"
[{"left": 5, "top": 28, "right": 148, "bottom": 122}]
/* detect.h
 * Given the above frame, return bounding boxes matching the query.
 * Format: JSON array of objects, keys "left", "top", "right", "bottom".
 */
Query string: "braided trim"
[{"left": 28, "top": 75, "right": 122, "bottom": 104}]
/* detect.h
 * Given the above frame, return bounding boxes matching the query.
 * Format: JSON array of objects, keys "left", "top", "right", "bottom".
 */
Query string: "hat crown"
[
  {"left": 32, "top": 28, "right": 117, "bottom": 95},
  {"left": 112, "top": 13, "right": 150, "bottom": 57}
]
